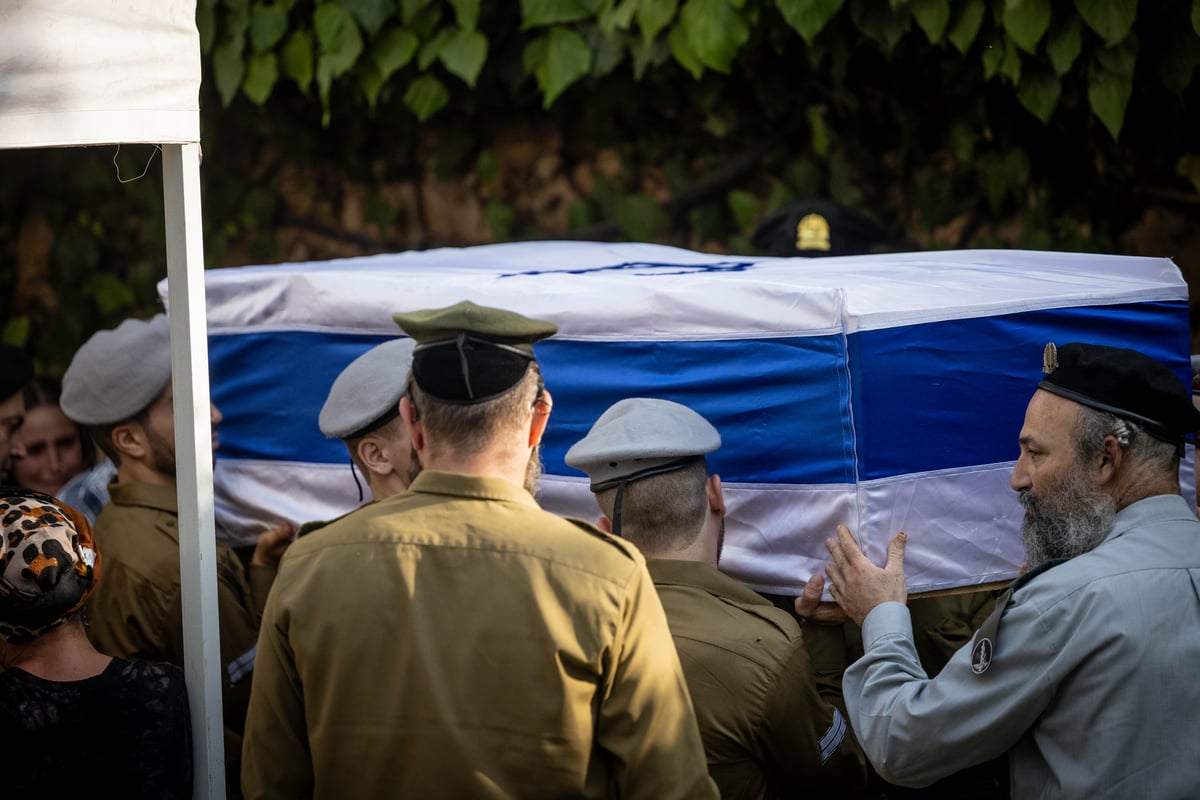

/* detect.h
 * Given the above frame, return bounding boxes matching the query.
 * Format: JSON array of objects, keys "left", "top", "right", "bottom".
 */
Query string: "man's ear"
[
  {"left": 1096, "top": 434, "right": 1124, "bottom": 486},
  {"left": 529, "top": 389, "right": 552, "bottom": 448},
  {"left": 705, "top": 473, "right": 726, "bottom": 517},
  {"left": 356, "top": 437, "right": 393, "bottom": 477},
  {"left": 111, "top": 421, "right": 147, "bottom": 460},
  {"left": 399, "top": 396, "right": 424, "bottom": 451},
  {"left": 596, "top": 515, "right": 613, "bottom": 534}
]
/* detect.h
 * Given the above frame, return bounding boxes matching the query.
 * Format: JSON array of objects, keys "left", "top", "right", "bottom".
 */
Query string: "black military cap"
[
  {"left": 392, "top": 300, "right": 557, "bottom": 404},
  {"left": 751, "top": 198, "right": 886, "bottom": 258},
  {"left": 1039, "top": 341, "right": 1200, "bottom": 446},
  {"left": 0, "top": 344, "right": 34, "bottom": 401}
]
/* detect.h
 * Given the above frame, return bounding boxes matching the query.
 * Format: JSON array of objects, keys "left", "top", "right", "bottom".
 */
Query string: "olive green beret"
[
  {"left": 60, "top": 315, "right": 172, "bottom": 425},
  {"left": 318, "top": 338, "right": 415, "bottom": 439},
  {"left": 392, "top": 300, "right": 557, "bottom": 404},
  {"left": 565, "top": 397, "right": 722, "bottom": 490}
]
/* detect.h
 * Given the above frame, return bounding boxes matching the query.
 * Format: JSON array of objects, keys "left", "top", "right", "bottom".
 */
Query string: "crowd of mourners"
[{"left": 2, "top": 300, "right": 1198, "bottom": 800}]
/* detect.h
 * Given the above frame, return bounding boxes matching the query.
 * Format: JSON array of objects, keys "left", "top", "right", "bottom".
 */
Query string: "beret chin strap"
[{"left": 593, "top": 457, "right": 702, "bottom": 538}]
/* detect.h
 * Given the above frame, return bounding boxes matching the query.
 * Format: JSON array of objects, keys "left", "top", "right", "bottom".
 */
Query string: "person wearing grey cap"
[
  {"left": 317, "top": 337, "right": 417, "bottom": 506},
  {"left": 0, "top": 343, "right": 34, "bottom": 483},
  {"left": 243, "top": 300, "right": 715, "bottom": 799},
  {"left": 824, "top": 342, "right": 1200, "bottom": 798},
  {"left": 59, "top": 313, "right": 294, "bottom": 800},
  {"left": 566, "top": 397, "right": 869, "bottom": 798}
]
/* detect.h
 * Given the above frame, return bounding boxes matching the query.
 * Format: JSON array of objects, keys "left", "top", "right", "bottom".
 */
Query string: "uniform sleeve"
[
  {"left": 844, "top": 600, "right": 1054, "bottom": 788},
  {"left": 597, "top": 564, "right": 719, "bottom": 800},
  {"left": 759, "top": 634, "right": 870, "bottom": 795},
  {"left": 241, "top": 572, "right": 314, "bottom": 800},
  {"left": 246, "top": 562, "right": 278, "bottom": 614}
]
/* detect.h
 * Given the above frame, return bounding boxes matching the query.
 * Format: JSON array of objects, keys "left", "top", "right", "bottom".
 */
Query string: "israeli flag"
[{"left": 167, "top": 242, "right": 1193, "bottom": 596}]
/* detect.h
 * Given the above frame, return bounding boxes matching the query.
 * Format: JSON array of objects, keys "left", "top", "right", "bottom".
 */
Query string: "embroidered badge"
[{"left": 971, "top": 636, "right": 993, "bottom": 674}]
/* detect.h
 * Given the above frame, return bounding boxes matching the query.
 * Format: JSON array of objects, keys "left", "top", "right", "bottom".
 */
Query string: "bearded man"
[
  {"left": 60, "top": 314, "right": 294, "bottom": 799},
  {"left": 820, "top": 341, "right": 1200, "bottom": 798}
]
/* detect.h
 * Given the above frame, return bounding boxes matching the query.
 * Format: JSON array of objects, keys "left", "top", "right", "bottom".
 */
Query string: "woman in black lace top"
[{"left": 0, "top": 488, "right": 192, "bottom": 798}]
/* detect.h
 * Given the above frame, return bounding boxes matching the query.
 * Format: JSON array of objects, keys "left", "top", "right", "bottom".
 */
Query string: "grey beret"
[
  {"left": 565, "top": 397, "right": 722, "bottom": 490},
  {"left": 318, "top": 338, "right": 415, "bottom": 439},
  {"left": 60, "top": 314, "right": 172, "bottom": 425}
]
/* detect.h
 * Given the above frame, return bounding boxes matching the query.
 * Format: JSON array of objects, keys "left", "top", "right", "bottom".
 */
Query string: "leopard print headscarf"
[{"left": 0, "top": 488, "right": 101, "bottom": 644}]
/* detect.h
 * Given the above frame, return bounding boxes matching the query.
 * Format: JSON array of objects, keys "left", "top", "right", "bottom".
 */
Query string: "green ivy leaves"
[{"left": 197, "top": 0, "right": 1186, "bottom": 142}]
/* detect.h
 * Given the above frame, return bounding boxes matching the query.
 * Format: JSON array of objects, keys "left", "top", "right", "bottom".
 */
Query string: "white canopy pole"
[{"left": 163, "top": 142, "right": 226, "bottom": 800}]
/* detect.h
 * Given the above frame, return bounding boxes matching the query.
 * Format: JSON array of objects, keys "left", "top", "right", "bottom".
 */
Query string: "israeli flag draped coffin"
[{"left": 176, "top": 242, "right": 1192, "bottom": 596}]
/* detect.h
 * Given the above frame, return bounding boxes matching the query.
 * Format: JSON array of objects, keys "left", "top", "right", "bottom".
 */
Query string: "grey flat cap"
[
  {"left": 565, "top": 397, "right": 722, "bottom": 490},
  {"left": 60, "top": 315, "right": 172, "bottom": 425},
  {"left": 318, "top": 338, "right": 415, "bottom": 439}
]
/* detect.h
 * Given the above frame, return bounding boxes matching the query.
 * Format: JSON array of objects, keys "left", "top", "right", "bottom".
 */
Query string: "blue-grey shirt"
[{"left": 845, "top": 494, "right": 1200, "bottom": 799}]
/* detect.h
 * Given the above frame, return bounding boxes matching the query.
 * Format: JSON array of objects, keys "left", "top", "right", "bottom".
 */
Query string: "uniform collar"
[
  {"left": 107, "top": 480, "right": 179, "bottom": 514},
  {"left": 1107, "top": 493, "right": 1195, "bottom": 544},
  {"left": 646, "top": 557, "right": 773, "bottom": 607},
  {"left": 407, "top": 470, "right": 540, "bottom": 509}
]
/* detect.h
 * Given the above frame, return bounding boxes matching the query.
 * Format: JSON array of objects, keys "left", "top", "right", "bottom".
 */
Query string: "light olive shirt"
[
  {"left": 648, "top": 558, "right": 869, "bottom": 799},
  {"left": 242, "top": 471, "right": 716, "bottom": 800},
  {"left": 84, "top": 480, "right": 275, "bottom": 794}
]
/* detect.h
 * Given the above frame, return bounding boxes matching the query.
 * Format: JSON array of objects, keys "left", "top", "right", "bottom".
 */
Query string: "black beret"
[
  {"left": 392, "top": 300, "right": 557, "bottom": 404},
  {"left": 1039, "top": 342, "right": 1200, "bottom": 444},
  {"left": 0, "top": 344, "right": 34, "bottom": 401},
  {"left": 752, "top": 199, "right": 886, "bottom": 258}
]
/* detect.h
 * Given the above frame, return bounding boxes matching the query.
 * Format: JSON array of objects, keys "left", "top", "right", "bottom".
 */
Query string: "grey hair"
[{"left": 1073, "top": 407, "right": 1177, "bottom": 472}]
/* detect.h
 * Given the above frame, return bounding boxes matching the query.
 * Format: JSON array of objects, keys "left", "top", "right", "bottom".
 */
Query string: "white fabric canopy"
[{"left": 0, "top": 0, "right": 200, "bottom": 148}]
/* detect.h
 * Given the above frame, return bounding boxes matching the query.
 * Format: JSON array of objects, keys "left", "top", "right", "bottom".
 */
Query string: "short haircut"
[
  {"left": 408, "top": 363, "right": 540, "bottom": 461},
  {"left": 84, "top": 403, "right": 154, "bottom": 468},
  {"left": 594, "top": 459, "right": 709, "bottom": 555}
]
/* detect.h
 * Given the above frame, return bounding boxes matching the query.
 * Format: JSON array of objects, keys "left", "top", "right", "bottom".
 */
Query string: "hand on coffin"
[
  {"left": 793, "top": 573, "right": 849, "bottom": 626},
  {"left": 250, "top": 520, "right": 297, "bottom": 568},
  {"left": 823, "top": 524, "right": 907, "bottom": 628}
]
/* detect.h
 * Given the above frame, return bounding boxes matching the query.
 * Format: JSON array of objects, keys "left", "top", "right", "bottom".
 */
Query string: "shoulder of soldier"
[
  {"left": 560, "top": 515, "right": 645, "bottom": 563},
  {"left": 295, "top": 502, "right": 374, "bottom": 540}
]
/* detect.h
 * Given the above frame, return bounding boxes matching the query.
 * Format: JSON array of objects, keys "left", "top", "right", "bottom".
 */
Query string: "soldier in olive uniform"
[
  {"left": 59, "top": 314, "right": 295, "bottom": 799},
  {"left": 566, "top": 397, "right": 870, "bottom": 799},
  {"left": 296, "top": 337, "right": 417, "bottom": 538},
  {"left": 242, "top": 301, "right": 716, "bottom": 799}
]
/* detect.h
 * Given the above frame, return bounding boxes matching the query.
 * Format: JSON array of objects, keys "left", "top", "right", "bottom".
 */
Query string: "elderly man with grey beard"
[{"left": 813, "top": 341, "right": 1200, "bottom": 799}]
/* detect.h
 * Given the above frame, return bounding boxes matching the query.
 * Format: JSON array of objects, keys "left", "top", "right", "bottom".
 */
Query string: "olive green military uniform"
[
  {"left": 242, "top": 471, "right": 716, "bottom": 800},
  {"left": 648, "top": 559, "right": 869, "bottom": 799},
  {"left": 84, "top": 481, "right": 276, "bottom": 795}
]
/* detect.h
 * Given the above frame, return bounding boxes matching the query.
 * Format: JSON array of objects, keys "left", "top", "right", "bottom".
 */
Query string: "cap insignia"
[
  {"left": 1042, "top": 342, "right": 1058, "bottom": 374},
  {"left": 796, "top": 213, "right": 831, "bottom": 252}
]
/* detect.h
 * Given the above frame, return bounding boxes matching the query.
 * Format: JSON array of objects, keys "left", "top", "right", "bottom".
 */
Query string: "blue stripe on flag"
[
  {"left": 207, "top": 299, "right": 1188, "bottom": 487},
  {"left": 850, "top": 301, "right": 1190, "bottom": 480}
]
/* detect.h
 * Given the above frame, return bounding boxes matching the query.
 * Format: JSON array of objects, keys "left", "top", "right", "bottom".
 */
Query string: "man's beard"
[
  {"left": 524, "top": 445, "right": 543, "bottom": 496},
  {"left": 145, "top": 426, "right": 219, "bottom": 477},
  {"left": 146, "top": 426, "right": 177, "bottom": 478},
  {"left": 1019, "top": 461, "right": 1115, "bottom": 568}
]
